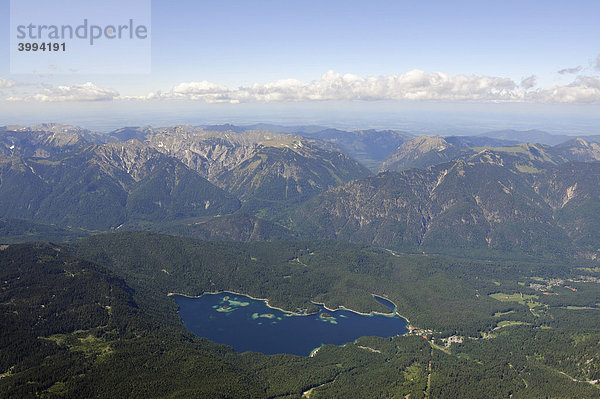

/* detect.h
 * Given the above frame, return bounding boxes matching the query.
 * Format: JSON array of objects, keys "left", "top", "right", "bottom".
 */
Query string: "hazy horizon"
[
  {"left": 1, "top": 0, "right": 599, "bottom": 132},
  {"left": 2, "top": 100, "right": 600, "bottom": 136}
]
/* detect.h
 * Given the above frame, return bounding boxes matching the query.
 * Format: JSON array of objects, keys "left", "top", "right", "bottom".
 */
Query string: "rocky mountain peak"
[
  {"left": 403, "top": 135, "right": 451, "bottom": 152},
  {"left": 381, "top": 135, "right": 461, "bottom": 171}
]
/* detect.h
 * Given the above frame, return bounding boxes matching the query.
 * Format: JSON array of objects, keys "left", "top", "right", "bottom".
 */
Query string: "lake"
[{"left": 173, "top": 292, "right": 408, "bottom": 356}]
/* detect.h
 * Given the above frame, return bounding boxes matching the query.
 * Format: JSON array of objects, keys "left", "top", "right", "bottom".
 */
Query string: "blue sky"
[
  {"left": 147, "top": 0, "right": 598, "bottom": 86},
  {"left": 1, "top": 0, "right": 599, "bottom": 131}
]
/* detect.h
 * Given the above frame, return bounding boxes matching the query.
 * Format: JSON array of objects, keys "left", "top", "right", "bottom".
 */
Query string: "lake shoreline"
[
  {"left": 311, "top": 294, "right": 410, "bottom": 324},
  {"left": 168, "top": 290, "right": 308, "bottom": 316},
  {"left": 168, "top": 291, "right": 410, "bottom": 324},
  {"left": 173, "top": 291, "right": 410, "bottom": 356},
  {"left": 311, "top": 301, "right": 392, "bottom": 317},
  {"left": 372, "top": 294, "right": 412, "bottom": 326}
]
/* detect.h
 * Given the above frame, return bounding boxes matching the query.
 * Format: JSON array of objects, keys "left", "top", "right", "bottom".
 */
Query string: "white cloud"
[
  {"left": 170, "top": 81, "right": 235, "bottom": 103},
  {"left": 0, "top": 79, "right": 16, "bottom": 89},
  {"left": 240, "top": 70, "right": 520, "bottom": 102},
  {"left": 558, "top": 66, "right": 582, "bottom": 75},
  {"left": 596, "top": 55, "right": 600, "bottom": 70},
  {"left": 9, "top": 70, "right": 600, "bottom": 104},
  {"left": 148, "top": 70, "right": 524, "bottom": 103},
  {"left": 27, "top": 82, "right": 119, "bottom": 102},
  {"left": 520, "top": 75, "right": 537, "bottom": 89},
  {"left": 529, "top": 76, "right": 600, "bottom": 103}
]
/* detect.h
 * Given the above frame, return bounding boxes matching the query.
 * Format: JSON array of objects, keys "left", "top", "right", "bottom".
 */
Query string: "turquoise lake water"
[{"left": 173, "top": 292, "right": 408, "bottom": 356}]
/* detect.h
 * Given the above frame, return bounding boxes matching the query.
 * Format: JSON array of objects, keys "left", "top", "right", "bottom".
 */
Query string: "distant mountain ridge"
[
  {"left": 141, "top": 126, "right": 371, "bottom": 207},
  {"left": 478, "top": 129, "right": 600, "bottom": 146},
  {"left": 293, "top": 150, "right": 600, "bottom": 258},
  {"left": 0, "top": 124, "right": 369, "bottom": 232},
  {"left": 0, "top": 135, "right": 240, "bottom": 230},
  {"left": 2, "top": 122, "right": 600, "bottom": 257},
  {"left": 382, "top": 135, "right": 600, "bottom": 172},
  {"left": 196, "top": 124, "right": 413, "bottom": 171},
  {"left": 1, "top": 123, "right": 115, "bottom": 145}
]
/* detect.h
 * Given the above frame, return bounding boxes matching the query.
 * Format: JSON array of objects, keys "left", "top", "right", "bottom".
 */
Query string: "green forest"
[{"left": 2, "top": 233, "right": 599, "bottom": 398}]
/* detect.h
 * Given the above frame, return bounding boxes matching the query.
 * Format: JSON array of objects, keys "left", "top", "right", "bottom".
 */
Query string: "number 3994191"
[{"left": 18, "top": 43, "right": 66, "bottom": 52}]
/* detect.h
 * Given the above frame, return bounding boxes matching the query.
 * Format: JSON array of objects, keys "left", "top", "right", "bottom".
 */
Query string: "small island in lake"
[{"left": 174, "top": 292, "right": 407, "bottom": 356}]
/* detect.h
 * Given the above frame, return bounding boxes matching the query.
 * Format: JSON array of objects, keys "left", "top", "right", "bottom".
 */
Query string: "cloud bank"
[
  {"left": 138, "top": 70, "right": 523, "bottom": 103},
  {"left": 25, "top": 82, "right": 119, "bottom": 102},
  {"left": 139, "top": 70, "right": 600, "bottom": 104},
  {"left": 532, "top": 76, "right": 600, "bottom": 103},
  {"left": 10, "top": 70, "right": 600, "bottom": 104}
]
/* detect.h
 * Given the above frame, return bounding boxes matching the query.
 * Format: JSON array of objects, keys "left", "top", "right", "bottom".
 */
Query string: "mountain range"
[
  {"left": 478, "top": 129, "right": 600, "bottom": 146},
  {"left": 0, "top": 124, "right": 368, "bottom": 230},
  {"left": 381, "top": 135, "right": 600, "bottom": 172},
  {"left": 293, "top": 150, "right": 600, "bottom": 258},
  {"left": 1, "top": 123, "right": 599, "bottom": 259}
]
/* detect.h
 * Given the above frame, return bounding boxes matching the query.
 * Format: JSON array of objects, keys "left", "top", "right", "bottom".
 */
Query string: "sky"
[{"left": 1, "top": 0, "right": 600, "bottom": 132}]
